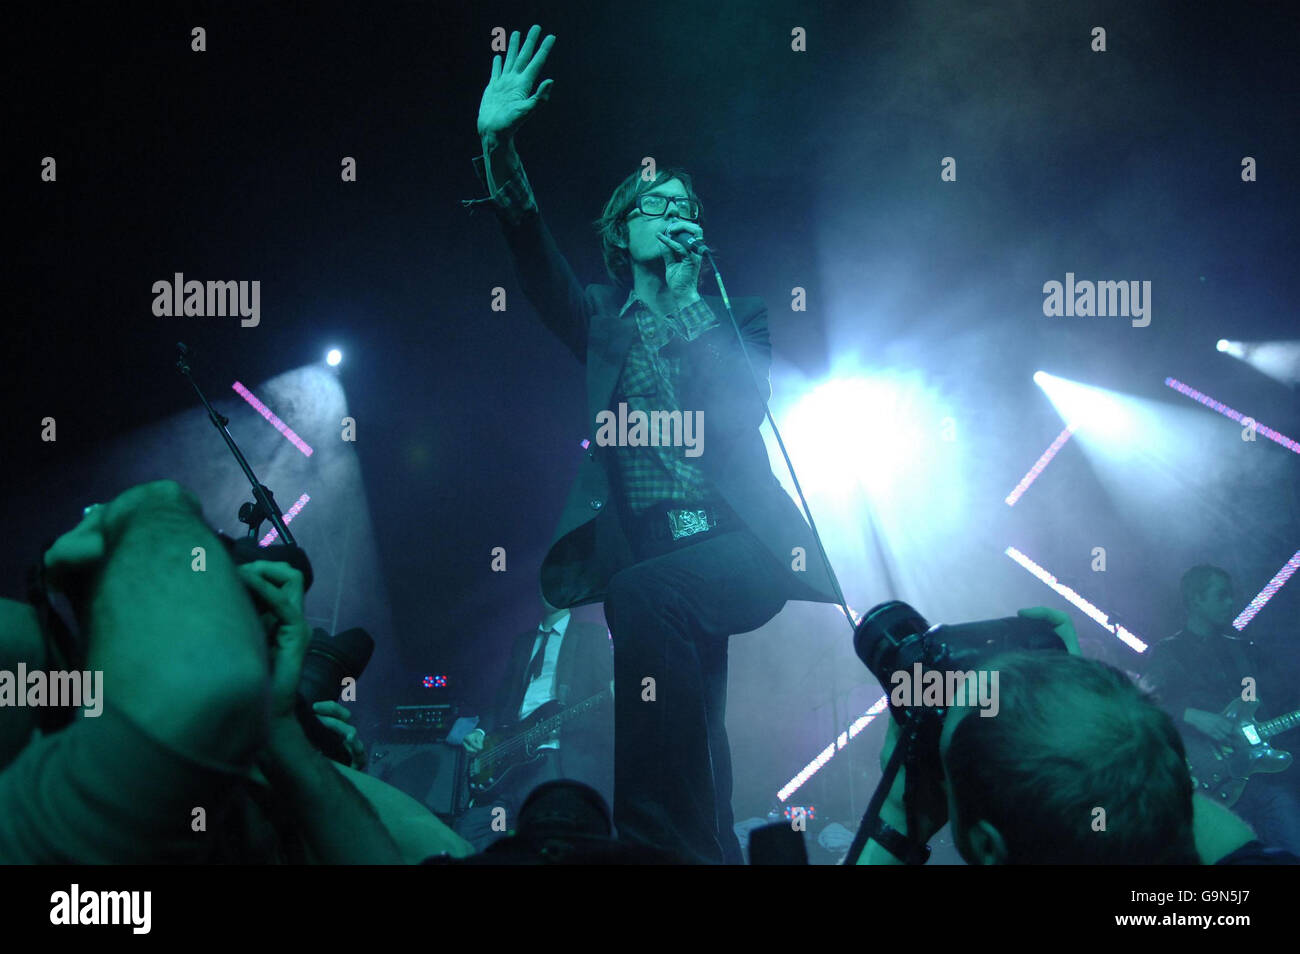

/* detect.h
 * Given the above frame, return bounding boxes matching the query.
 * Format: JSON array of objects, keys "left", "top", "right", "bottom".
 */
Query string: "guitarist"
[
  {"left": 455, "top": 596, "right": 614, "bottom": 852},
  {"left": 1141, "top": 564, "right": 1300, "bottom": 853}
]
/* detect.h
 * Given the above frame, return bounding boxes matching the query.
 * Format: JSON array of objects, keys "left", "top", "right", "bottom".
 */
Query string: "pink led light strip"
[
  {"left": 1004, "top": 546, "right": 1148, "bottom": 652},
  {"left": 232, "top": 381, "right": 314, "bottom": 457},
  {"left": 1164, "top": 378, "right": 1300, "bottom": 455},
  {"left": 1005, "top": 424, "right": 1078, "bottom": 506},
  {"left": 258, "top": 494, "right": 311, "bottom": 546},
  {"left": 1233, "top": 550, "right": 1300, "bottom": 630},
  {"left": 777, "top": 694, "right": 889, "bottom": 802}
]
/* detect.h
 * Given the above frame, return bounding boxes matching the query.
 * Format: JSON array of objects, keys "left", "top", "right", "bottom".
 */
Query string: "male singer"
[{"left": 463, "top": 25, "right": 841, "bottom": 863}]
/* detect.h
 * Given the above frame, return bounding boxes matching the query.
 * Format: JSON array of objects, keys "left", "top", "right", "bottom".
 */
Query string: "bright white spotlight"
[
  {"left": 1216, "top": 339, "right": 1230, "bottom": 352},
  {"left": 1034, "top": 372, "right": 1139, "bottom": 443},
  {"left": 326, "top": 349, "right": 342, "bottom": 367},
  {"left": 1216, "top": 339, "right": 1300, "bottom": 385},
  {"left": 781, "top": 376, "right": 934, "bottom": 498},
  {"left": 1032, "top": 370, "right": 1047, "bottom": 386}
]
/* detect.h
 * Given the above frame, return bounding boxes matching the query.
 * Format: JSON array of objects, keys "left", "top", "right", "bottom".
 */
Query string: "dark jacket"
[
  {"left": 1141, "top": 629, "right": 1264, "bottom": 724},
  {"left": 489, "top": 197, "right": 843, "bottom": 610},
  {"left": 484, "top": 619, "right": 614, "bottom": 799},
  {"left": 485, "top": 620, "right": 613, "bottom": 733}
]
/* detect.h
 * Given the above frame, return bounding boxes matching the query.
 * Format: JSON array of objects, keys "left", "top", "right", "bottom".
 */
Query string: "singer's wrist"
[{"left": 480, "top": 128, "right": 513, "bottom": 152}]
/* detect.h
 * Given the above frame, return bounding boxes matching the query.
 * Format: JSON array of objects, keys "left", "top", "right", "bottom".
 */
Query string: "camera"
[{"left": 853, "top": 600, "right": 1068, "bottom": 777}]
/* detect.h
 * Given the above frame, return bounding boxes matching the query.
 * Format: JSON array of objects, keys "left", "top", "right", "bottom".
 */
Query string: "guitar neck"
[
  {"left": 1259, "top": 708, "right": 1300, "bottom": 740},
  {"left": 521, "top": 689, "right": 610, "bottom": 745}
]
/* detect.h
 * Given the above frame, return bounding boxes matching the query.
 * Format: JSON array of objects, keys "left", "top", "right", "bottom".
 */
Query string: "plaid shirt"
[
  {"left": 467, "top": 152, "right": 720, "bottom": 514},
  {"left": 614, "top": 291, "right": 717, "bottom": 513}
]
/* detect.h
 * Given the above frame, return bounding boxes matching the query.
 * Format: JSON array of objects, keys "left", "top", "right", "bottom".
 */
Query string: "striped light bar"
[
  {"left": 1006, "top": 424, "right": 1078, "bottom": 506},
  {"left": 258, "top": 493, "right": 311, "bottom": 546},
  {"left": 777, "top": 694, "right": 889, "bottom": 802},
  {"left": 1004, "top": 545, "right": 1147, "bottom": 652},
  {"left": 1233, "top": 550, "right": 1300, "bottom": 630},
  {"left": 232, "top": 381, "right": 314, "bottom": 457},
  {"left": 1164, "top": 377, "right": 1300, "bottom": 455}
]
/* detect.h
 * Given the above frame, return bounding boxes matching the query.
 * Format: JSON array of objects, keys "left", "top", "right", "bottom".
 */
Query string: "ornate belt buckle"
[{"left": 668, "top": 508, "right": 712, "bottom": 540}]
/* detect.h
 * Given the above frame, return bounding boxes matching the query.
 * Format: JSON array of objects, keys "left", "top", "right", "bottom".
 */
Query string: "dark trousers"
[
  {"left": 1234, "top": 778, "right": 1300, "bottom": 856},
  {"left": 604, "top": 527, "right": 791, "bottom": 864}
]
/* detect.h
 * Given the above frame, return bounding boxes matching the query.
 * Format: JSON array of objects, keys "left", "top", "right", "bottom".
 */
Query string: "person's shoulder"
[
  {"left": 1145, "top": 633, "right": 1192, "bottom": 660},
  {"left": 1221, "top": 633, "right": 1259, "bottom": 654}
]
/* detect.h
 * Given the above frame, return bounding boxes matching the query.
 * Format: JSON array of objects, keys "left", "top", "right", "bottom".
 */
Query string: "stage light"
[
  {"left": 777, "top": 694, "right": 889, "bottom": 802},
  {"left": 1004, "top": 545, "right": 1147, "bottom": 652},
  {"left": 258, "top": 493, "right": 311, "bottom": 546},
  {"left": 1034, "top": 372, "right": 1139, "bottom": 443},
  {"left": 1233, "top": 550, "right": 1300, "bottom": 630},
  {"left": 232, "top": 381, "right": 314, "bottom": 456},
  {"left": 326, "top": 348, "right": 342, "bottom": 367},
  {"left": 1165, "top": 377, "right": 1300, "bottom": 455},
  {"left": 1213, "top": 340, "right": 1300, "bottom": 386},
  {"left": 779, "top": 373, "right": 943, "bottom": 499},
  {"left": 1216, "top": 339, "right": 1230, "bottom": 353},
  {"left": 1005, "top": 423, "right": 1077, "bottom": 506}
]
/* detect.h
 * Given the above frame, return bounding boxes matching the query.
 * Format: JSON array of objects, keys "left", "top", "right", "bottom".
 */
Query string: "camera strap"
[{"left": 843, "top": 714, "right": 931, "bottom": 865}]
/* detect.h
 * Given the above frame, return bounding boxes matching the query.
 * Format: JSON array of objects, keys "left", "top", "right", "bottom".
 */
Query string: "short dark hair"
[
  {"left": 1180, "top": 564, "right": 1230, "bottom": 612},
  {"left": 943, "top": 652, "right": 1198, "bottom": 864},
  {"left": 592, "top": 165, "right": 703, "bottom": 288}
]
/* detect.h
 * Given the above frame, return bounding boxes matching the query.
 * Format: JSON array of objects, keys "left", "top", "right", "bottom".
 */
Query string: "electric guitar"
[
  {"left": 467, "top": 688, "right": 611, "bottom": 797},
  {"left": 1185, "top": 698, "right": 1300, "bottom": 806}
]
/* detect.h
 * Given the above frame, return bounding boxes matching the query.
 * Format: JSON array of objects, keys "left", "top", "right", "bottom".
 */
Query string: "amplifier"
[
  {"left": 390, "top": 704, "right": 458, "bottom": 735},
  {"left": 367, "top": 741, "right": 467, "bottom": 819}
]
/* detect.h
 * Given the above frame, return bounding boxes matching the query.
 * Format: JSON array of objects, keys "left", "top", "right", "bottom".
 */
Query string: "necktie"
[{"left": 527, "top": 628, "right": 552, "bottom": 683}]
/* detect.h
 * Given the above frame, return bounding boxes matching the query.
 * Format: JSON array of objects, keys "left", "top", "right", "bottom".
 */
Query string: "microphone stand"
[{"left": 174, "top": 342, "right": 296, "bottom": 547}]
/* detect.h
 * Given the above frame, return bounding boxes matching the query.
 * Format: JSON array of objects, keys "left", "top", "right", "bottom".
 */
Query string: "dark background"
[{"left": 10, "top": 1, "right": 1299, "bottom": 860}]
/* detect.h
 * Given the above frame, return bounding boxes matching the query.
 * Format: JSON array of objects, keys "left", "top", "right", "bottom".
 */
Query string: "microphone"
[{"left": 662, "top": 227, "right": 712, "bottom": 255}]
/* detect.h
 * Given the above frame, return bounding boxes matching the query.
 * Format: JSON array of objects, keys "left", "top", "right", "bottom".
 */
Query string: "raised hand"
[{"left": 477, "top": 25, "right": 556, "bottom": 142}]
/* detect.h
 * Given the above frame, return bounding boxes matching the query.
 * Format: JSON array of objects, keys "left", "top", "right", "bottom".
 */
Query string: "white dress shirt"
[{"left": 518, "top": 613, "right": 568, "bottom": 750}]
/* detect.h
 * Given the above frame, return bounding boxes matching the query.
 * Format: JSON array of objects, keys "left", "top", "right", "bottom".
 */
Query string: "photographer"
[
  {"left": 0, "top": 481, "right": 269, "bottom": 862},
  {"left": 855, "top": 608, "right": 1296, "bottom": 865},
  {"left": 0, "top": 481, "right": 415, "bottom": 864}
]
